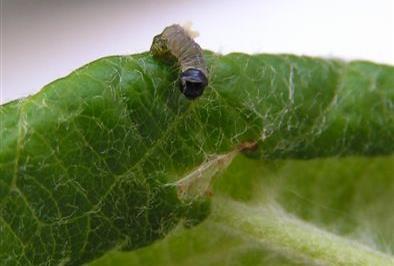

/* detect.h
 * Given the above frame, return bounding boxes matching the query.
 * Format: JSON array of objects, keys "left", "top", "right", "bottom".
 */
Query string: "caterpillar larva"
[{"left": 150, "top": 24, "right": 208, "bottom": 99}]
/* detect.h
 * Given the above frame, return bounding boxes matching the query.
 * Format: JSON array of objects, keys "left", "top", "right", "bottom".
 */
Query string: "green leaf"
[
  {"left": 91, "top": 156, "right": 394, "bottom": 266},
  {"left": 0, "top": 52, "right": 393, "bottom": 265}
]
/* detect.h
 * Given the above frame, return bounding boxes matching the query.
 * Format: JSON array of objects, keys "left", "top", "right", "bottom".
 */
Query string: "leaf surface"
[{"left": 0, "top": 52, "right": 393, "bottom": 265}]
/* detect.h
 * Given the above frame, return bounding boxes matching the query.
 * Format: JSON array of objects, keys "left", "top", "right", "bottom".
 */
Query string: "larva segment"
[{"left": 150, "top": 24, "right": 208, "bottom": 99}]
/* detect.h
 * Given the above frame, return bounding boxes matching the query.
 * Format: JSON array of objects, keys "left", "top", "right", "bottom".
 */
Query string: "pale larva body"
[{"left": 150, "top": 24, "right": 208, "bottom": 99}]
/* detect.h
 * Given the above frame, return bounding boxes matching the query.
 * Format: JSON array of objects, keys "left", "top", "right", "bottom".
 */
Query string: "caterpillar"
[{"left": 150, "top": 24, "right": 208, "bottom": 99}]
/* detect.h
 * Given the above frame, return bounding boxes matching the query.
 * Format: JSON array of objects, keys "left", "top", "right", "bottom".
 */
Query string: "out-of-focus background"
[{"left": 1, "top": 0, "right": 393, "bottom": 104}]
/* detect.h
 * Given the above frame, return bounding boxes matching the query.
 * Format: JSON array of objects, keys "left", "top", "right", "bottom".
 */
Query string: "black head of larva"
[{"left": 180, "top": 68, "right": 208, "bottom": 100}]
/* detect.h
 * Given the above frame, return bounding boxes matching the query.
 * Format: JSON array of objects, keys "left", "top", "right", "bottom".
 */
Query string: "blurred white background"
[{"left": 1, "top": 0, "right": 393, "bottom": 104}]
